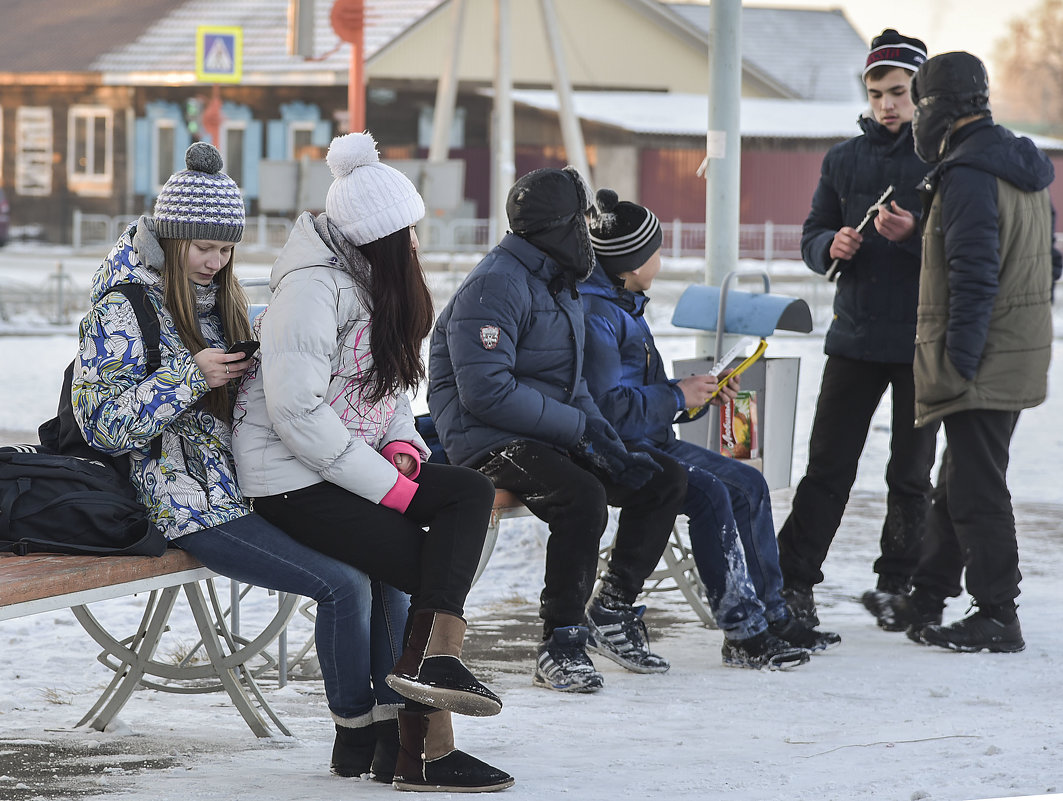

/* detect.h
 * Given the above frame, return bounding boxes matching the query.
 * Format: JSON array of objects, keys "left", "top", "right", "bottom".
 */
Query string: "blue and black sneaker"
[
  {"left": 585, "top": 599, "right": 670, "bottom": 674},
  {"left": 533, "top": 626, "right": 604, "bottom": 693}
]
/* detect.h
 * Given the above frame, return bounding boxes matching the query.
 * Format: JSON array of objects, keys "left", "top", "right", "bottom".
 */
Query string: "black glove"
[{"left": 574, "top": 417, "right": 662, "bottom": 490}]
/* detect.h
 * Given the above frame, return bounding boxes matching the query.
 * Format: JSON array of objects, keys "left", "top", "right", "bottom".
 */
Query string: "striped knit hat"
[
  {"left": 153, "top": 143, "right": 244, "bottom": 243},
  {"left": 863, "top": 29, "right": 927, "bottom": 79},
  {"left": 325, "top": 131, "right": 425, "bottom": 246},
  {"left": 589, "top": 188, "right": 662, "bottom": 276}
]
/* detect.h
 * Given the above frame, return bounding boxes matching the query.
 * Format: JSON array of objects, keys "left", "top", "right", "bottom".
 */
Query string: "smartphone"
[{"left": 225, "top": 339, "right": 260, "bottom": 361}]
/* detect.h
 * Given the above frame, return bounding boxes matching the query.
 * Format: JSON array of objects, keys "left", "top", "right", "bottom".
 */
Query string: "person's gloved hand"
[{"left": 573, "top": 417, "right": 662, "bottom": 489}]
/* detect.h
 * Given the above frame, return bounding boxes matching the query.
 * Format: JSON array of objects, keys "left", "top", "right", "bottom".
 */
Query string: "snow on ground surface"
[{"left": 1, "top": 249, "right": 1061, "bottom": 801}]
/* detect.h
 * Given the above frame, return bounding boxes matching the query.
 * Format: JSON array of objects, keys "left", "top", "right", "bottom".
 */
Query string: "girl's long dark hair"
[{"left": 354, "top": 226, "right": 433, "bottom": 406}]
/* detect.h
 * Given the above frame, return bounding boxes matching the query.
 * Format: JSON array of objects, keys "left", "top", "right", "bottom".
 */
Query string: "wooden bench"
[
  {"left": 0, "top": 549, "right": 298, "bottom": 738},
  {"left": 473, "top": 489, "right": 715, "bottom": 626}
]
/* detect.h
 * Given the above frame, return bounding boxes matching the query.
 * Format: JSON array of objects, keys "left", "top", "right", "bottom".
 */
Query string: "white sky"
[{"left": 738, "top": 0, "right": 1046, "bottom": 81}]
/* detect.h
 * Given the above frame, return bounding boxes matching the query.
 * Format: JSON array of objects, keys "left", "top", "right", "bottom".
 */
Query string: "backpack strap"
[
  {"left": 104, "top": 284, "right": 164, "bottom": 461},
  {"left": 107, "top": 284, "right": 162, "bottom": 375}
]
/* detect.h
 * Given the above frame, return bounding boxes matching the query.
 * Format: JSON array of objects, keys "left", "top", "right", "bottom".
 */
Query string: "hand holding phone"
[{"left": 225, "top": 339, "right": 260, "bottom": 362}]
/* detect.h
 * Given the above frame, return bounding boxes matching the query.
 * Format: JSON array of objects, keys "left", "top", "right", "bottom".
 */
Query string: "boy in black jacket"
[{"left": 777, "top": 29, "right": 939, "bottom": 629}]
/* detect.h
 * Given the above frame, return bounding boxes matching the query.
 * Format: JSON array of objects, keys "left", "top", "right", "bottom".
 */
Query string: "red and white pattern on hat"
[{"left": 863, "top": 43, "right": 927, "bottom": 78}]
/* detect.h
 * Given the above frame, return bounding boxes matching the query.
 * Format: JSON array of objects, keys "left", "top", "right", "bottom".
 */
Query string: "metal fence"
[
  {"left": 71, "top": 210, "right": 294, "bottom": 253},
  {"left": 417, "top": 217, "right": 804, "bottom": 261},
  {"left": 71, "top": 211, "right": 802, "bottom": 261}
]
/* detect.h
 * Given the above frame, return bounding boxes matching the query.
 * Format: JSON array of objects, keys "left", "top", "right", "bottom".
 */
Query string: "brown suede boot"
[
  {"left": 393, "top": 706, "right": 514, "bottom": 792},
  {"left": 386, "top": 609, "right": 502, "bottom": 717}
]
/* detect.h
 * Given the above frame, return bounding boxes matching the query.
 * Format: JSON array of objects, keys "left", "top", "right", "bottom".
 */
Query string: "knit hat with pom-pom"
[
  {"left": 325, "top": 132, "right": 425, "bottom": 245},
  {"left": 588, "top": 188, "right": 662, "bottom": 276},
  {"left": 153, "top": 142, "right": 245, "bottom": 243}
]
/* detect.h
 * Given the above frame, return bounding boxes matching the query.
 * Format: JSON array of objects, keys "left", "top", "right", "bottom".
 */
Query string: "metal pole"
[
  {"left": 55, "top": 261, "right": 64, "bottom": 324},
  {"left": 491, "top": 0, "right": 515, "bottom": 245},
  {"left": 539, "top": 0, "right": 591, "bottom": 185},
  {"left": 700, "top": 0, "right": 742, "bottom": 359},
  {"left": 428, "top": 0, "right": 466, "bottom": 163},
  {"left": 705, "top": 0, "right": 742, "bottom": 288}
]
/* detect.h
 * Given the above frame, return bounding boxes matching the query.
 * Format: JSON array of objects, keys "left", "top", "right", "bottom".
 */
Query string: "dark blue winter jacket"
[
  {"left": 580, "top": 266, "right": 683, "bottom": 448},
  {"left": 801, "top": 116, "right": 927, "bottom": 363},
  {"left": 428, "top": 233, "right": 611, "bottom": 467}
]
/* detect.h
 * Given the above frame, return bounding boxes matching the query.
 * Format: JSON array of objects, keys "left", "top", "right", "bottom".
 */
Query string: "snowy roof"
[
  {"left": 0, "top": 0, "right": 177, "bottom": 72},
  {"left": 504, "top": 89, "right": 870, "bottom": 139},
  {"left": 90, "top": 0, "right": 444, "bottom": 84},
  {"left": 503, "top": 89, "right": 1063, "bottom": 150},
  {"left": 666, "top": 3, "right": 869, "bottom": 103}
]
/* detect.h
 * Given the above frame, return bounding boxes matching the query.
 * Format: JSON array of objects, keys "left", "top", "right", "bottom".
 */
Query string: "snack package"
[{"left": 720, "top": 390, "right": 759, "bottom": 459}]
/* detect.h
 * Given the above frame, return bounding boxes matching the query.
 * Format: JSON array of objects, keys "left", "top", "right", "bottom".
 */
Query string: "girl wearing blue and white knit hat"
[
  {"left": 74, "top": 141, "right": 458, "bottom": 789},
  {"left": 231, "top": 132, "right": 513, "bottom": 793}
]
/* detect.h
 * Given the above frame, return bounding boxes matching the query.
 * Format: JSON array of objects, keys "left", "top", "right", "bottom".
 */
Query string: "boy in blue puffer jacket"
[{"left": 582, "top": 189, "right": 840, "bottom": 669}]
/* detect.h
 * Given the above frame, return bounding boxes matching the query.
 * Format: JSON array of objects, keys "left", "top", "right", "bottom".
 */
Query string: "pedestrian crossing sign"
[{"left": 196, "top": 26, "right": 243, "bottom": 83}]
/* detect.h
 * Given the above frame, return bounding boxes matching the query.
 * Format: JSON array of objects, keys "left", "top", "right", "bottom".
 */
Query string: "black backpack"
[
  {"left": 0, "top": 448, "right": 166, "bottom": 556},
  {"left": 0, "top": 283, "right": 168, "bottom": 557}
]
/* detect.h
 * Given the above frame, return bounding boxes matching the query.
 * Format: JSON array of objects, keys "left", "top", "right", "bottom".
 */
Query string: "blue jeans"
[
  {"left": 176, "top": 513, "right": 407, "bottom": 726},
  {"left": 649, "top": 439, "right": 788, "bottom": 640}
]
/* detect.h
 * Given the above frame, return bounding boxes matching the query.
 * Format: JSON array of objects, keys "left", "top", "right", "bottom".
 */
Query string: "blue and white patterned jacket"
[{"left": 72, "top": 218, "right": 249, "bottom": 540}]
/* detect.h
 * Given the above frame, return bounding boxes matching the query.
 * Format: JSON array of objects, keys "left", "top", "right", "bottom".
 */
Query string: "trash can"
[{"left": 670, "top": 270, "right": 812, "bottom": 491}]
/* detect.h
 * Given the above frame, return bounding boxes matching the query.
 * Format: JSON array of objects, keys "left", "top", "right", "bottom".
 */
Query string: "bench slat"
[{"left": 0, "top": 550, "right": 205, "bottom": 610}]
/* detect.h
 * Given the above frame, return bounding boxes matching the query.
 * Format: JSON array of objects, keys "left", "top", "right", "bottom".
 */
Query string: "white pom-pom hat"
[{"left": 325, "top": 131, "right": 425, "bottom": 246}]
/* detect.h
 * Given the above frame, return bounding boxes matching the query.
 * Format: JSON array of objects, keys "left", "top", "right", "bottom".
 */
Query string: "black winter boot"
[
  {"left": 769, "top": 616, "right": 841, "bottom": 652},
  {"left": 780, "top": 584, "right": 819, "bottom": 628},
  {"left": 370, "top": 717, "right": 400, "bottom": 783},
  {"left": 920, "top": 607, "right": 1025, "bottom": 653},
  {"left": 331, "top": 722, "right": 376, "bottom": 778},
  {"left": 386, "top": 609, "right": 503, "bottom": 717},
  {"left": 883, "top": 588, "right": 945, "bottom": 643},
  {"left": 393, "top": 706, "right": 514, "bottom": 792}
]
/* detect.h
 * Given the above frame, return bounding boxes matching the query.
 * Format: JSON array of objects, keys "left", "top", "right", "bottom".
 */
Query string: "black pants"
[
  {"left": 252, "top": 462, "right": 495, "bottom": 618},
  {"left": 477, "top": 440, "right": 687, "bottom": 633},
  {"left": 776, "top": 355, "right": 939, "bottom": 590},
  {"left": 913, "top": 409, "right": 1021, "bottom": 608}
]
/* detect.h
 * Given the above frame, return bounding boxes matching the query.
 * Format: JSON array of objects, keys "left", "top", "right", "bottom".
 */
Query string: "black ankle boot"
[
  {"left": 370, "top": 718, "right": 399, "bottom": 783},
  {"left": 386, "top": 609, "right": 502, "bottom": 717},
  {"left": 393, "top": 705, "right": 514, "bottom": 792},
  {"left": 331, "top": 723, "right": 376, "bottom": 778}
]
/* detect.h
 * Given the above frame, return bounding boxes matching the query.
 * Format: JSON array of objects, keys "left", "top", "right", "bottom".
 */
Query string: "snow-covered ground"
[{"left": 1, "top": 250, "right": 1061, "bottom": 801}]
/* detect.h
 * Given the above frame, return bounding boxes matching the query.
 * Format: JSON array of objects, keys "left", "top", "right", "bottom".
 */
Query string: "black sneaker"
[
  {"left": 780, "top": 585, "right": 819, "bottom": 628},
  {"left": 533, "top": 626, "right": 605, "bottom": 692},
  {"left": 585, "top": 599, "right": 670, "bottom": 674},
  {"left": 722, "top": 630, "right": 811, "bottom": 670},
  {"left": 769, "top": 616, "right": 841, "bottom": 652},
  {"left": 882, "top": 589, "right": 944, "bottom": 643},
  {"left": 861, "top": 589, "right": 907, "bottom": 632},
  {"left": 920, "top": 610, "right": 1025, "bottom": 653}
]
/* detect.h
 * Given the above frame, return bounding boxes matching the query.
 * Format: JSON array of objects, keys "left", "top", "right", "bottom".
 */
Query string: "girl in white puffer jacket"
[{"left": 232, "top": 132, "right": 512, "bottom": 793}]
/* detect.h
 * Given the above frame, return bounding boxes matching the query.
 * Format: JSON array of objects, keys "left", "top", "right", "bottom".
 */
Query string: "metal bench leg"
[
  {"left": 597, "top": 522, "right": 717, "bottom": 628},
  {"left": 658, "top": 524, "right": 716, "bottom": 627},
  {"left": 182, "top": 581, "right": 291, "bottom": 738},
  {"left": 72, "top": 587, "right": 182, "bottom": 732},
  {"left": 199, "top": 580, "right": 293, "bottom": 735},
  {"left": 471, "top": 515, "right": 502, "bottom": 586}
]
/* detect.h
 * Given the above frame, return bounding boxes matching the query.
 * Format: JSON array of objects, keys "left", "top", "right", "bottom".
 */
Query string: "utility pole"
[{"left": 705, "top": 0, "right": 742, "bottom": 290}]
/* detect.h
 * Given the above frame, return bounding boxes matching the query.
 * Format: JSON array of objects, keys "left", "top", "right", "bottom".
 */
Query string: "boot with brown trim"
[
  {"left": 386, "top": 609, "right": 502, "bottom": 717},
  {"left": 393, "top": 704, "right": 514, "bottom": 793}
]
